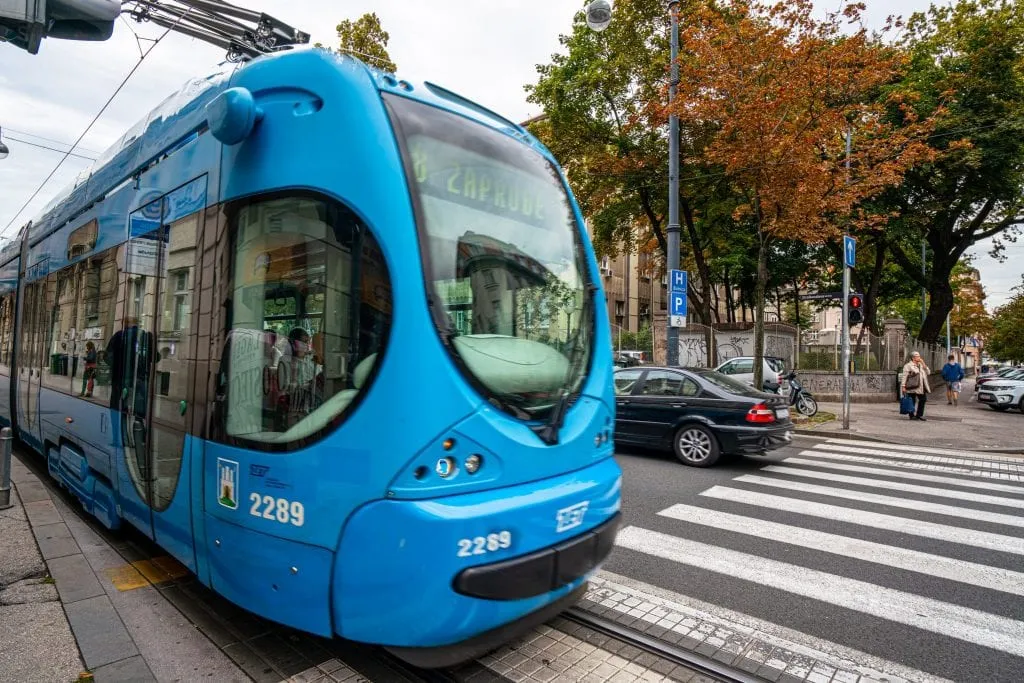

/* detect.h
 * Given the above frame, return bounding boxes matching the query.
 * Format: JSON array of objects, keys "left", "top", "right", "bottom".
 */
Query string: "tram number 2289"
[
  {"left": 457, "top": 531, "right": 512, "bottom": 557},
  {"left": 249, "top": 493, "right": 305, "bottom": 527}
]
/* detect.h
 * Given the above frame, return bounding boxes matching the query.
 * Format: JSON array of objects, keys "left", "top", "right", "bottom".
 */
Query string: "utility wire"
[
  {"left": 1, "top": 128, "right": 102, "bottom": 157},
  {"left": 0, "top": 7, "right": 194, "bottom": 240},
  {"left": 4, "top": 135, "right": 98, "bottom": 161}
]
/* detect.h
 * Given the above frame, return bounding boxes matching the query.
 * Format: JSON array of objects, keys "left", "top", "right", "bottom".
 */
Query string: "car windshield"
[
  {"left": 695, "top": 369, "right": 766, "bottom": 397},
  {"left": 385, "top": 94, "right": 593, "bottom": 419}
]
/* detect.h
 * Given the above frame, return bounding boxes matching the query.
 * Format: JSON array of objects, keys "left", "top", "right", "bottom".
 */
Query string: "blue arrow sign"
[{"left": 843, "top": 235, "right": 856, "bottom": 268}]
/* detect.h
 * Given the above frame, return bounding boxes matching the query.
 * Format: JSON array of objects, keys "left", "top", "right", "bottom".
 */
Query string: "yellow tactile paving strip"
[{"left": 103, "top": 555, "right": 190, "bottom": 591}]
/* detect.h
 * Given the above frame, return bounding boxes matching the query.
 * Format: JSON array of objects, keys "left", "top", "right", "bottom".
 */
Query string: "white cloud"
[{"left": 0, "top": 0, "right": 1018, "bottom": 309}]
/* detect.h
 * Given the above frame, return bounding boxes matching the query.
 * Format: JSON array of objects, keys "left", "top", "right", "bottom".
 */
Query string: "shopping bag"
[
  {"left": 900, "top": 395, "right": 915, "bottom": 415},
  {"left": 952, "top": 380, "right": 962, "bottom": 393}
]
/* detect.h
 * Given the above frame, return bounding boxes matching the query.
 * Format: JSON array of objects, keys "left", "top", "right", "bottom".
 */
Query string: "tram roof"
[{"left": 4, "top": 47, "right": 553, "bottom": 262}]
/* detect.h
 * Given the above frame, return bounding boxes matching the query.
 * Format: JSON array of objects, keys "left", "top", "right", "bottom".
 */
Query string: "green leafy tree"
[
  {"left": 884, "top": 0, "right": 1024, "bottom": 343},
  {"left": 318, "top": 12, "right": 397, "bottom": 72},
  {"left": 667, "top": 0, "right": 936, "bottom": 389},
  {"left": 987, "top": 277, "right": 1024, "bottom": 362},
  {"left": 524, "top": 0, "right": 730, "bottom": 362}
]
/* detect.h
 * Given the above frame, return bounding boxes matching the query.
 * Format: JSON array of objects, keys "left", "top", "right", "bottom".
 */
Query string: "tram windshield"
[{"left": 385, "top": 94, "right": 593, "bottom": 419}]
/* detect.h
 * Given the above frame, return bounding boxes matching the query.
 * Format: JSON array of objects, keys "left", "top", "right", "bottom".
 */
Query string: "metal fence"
[{"left": 799, "top": 327, "right": 948, "bottom": 372}]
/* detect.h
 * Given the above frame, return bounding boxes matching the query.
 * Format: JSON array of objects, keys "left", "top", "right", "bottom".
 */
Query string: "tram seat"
[{"left": 276, "top": 353, "right": 378, "bottom": 442}]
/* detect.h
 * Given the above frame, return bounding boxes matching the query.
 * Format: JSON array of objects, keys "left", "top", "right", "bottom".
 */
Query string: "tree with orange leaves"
[{"left": 666, "top": 0, "right": 937, "bottom": 388}]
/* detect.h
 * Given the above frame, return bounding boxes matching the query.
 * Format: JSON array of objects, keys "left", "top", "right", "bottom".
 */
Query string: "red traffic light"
[{"left": 849, "top": 295, "right": 862, "bottom": 308}]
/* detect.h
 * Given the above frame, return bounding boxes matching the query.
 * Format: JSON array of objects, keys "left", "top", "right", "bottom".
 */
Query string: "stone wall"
[
  {"left": 650, "top": 315, "right": 798, "bottom": 369},
  {"left": 799, "top": 370, "right": 944, "bottom": 403}
]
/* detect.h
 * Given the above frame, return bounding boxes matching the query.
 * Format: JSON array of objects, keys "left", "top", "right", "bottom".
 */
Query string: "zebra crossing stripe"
[
  {"left": 656, "top": 503, "right": 1024, "bottom": 597},
  {"left": 760, "top": 465, "right": 1024, "bottom": 510},
  {"left": 821, "top": 439, "right": 1022, "bottom": 463},
  {"left": 615, "top": 525, "right": 1024, "bottom": 658},
  {"left": 703, "top": 483, "right": 1024, "bottom": 553},
  {"left": 782, "top": 455, "right": 1024, "bottom": 494},
  {"left": 804, "top": 442, "right": 1022, "bottom": 473},
  {"left": 792, "top": 449, "right": 1021, "bottom": 482}
]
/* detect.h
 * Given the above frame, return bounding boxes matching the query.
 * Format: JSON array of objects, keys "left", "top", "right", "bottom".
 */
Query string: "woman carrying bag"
[{"left": 901, "top": 351, "right": 931, "bottom": 421}]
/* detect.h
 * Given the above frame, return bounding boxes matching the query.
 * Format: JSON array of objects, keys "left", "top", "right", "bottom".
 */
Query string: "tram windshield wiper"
[{"left": 531, "top": 282, "right": 596, "bottom": 446}]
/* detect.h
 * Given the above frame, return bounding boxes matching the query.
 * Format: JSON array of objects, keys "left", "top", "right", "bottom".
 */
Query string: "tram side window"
[
  {"left": 73, "top": 248, "right": 120, "bottom": 404},
  {"left": 0, "top": 292, "right": 15, "bottom": 373},
  {"left": 214, "top": 195, "right": 392, "bottom": 448},
  {"left": 42, "top": 269, "right": 79, "bottom": 393}
]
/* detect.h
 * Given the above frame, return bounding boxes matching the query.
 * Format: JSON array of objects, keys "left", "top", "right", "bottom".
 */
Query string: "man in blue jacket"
[{"left": 941, "top": 354, "right": 965, "bottom": 406}]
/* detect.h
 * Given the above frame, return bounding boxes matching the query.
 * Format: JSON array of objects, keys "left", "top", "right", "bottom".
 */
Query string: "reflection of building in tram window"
[{"left": 215, "top": 194, "right": 392, "bottom": 447}]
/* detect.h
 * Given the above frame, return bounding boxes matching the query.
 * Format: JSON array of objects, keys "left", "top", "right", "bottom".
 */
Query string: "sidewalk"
[
  {"left": 0, "top": 453, "right": 248, "bottom": 683},
  {"left": 0, "top": 468, "right": 85, "bottom": 683},
  {"left": 796, "top": 378, "right": 1023, "bottom": 454}
]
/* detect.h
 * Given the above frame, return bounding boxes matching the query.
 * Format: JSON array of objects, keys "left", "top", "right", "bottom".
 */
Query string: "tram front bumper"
[
  {"left": 453, "top": 512, "right": 620, "bottom": 601},
  {"left": 332, "top": 456, "right": 621, "bottom": 658}
]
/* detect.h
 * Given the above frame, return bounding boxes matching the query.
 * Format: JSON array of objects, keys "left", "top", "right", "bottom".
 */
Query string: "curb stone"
[{"left": 792, "top": 428, "right": 1024, "bottom": 456}]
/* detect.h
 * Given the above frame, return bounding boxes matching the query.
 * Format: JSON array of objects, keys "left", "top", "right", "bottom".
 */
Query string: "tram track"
[{"left": 562, "top": 607, "right": 756, "bottom": 683}]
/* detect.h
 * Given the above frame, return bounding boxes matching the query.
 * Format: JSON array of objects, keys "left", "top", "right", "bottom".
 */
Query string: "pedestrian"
[
  {"left": 900, "top": 351, "right": 931, "bottom": 421},
  {"left": 941, "top": 353, "right": 965, "bottom": 406}
]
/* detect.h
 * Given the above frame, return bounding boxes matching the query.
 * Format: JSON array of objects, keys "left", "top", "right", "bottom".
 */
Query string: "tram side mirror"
[{"left": 207, "top": 87, "right": 265, "bottom": 145}]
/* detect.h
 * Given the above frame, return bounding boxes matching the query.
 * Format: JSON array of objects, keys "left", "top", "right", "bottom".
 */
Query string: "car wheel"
[
  {"left": 1019, "top": 396, "right": 1024, "bottom": 414},
  {"left": 672, "top": 424, "right": 721, "bottom": 467}
]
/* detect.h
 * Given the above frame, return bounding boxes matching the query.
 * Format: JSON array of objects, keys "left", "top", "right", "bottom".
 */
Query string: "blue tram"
[{"left": 0, "top": 47, "right": 621, "bottom": 666}]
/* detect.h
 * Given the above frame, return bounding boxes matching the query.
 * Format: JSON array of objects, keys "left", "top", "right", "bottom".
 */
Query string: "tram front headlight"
[
  {"left": 436, "top": 456, "right": 457, "bottom": 478},
  {"left": 464, "top": 454, "right": 483, "bottom": 474}
]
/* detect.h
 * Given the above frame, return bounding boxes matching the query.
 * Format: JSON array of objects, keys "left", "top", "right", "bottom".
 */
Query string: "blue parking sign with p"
[{"left": 671, "top": 293, "right": 687, "bottom": 316}]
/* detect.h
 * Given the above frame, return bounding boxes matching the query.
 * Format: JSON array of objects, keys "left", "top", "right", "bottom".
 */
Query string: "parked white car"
[
  {"left": 976, "top": 378, "right": 1024, "bottom": 413},
  {"left": 714, "top": 356, "right": 786, "bottom": 393}
]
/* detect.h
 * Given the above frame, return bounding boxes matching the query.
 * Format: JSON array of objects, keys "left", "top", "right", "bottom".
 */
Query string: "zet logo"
[
  {"left": 555, "top": 501, "right": 589, "bottom": 533},
  {"left": 217, "top": 458, "right": 239, "bottom": 510}
]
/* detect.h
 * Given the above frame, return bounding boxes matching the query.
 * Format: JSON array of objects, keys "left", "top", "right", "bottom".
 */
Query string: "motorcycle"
[{"left": 784, "top": 370, "right": 818, "bottom": 416}]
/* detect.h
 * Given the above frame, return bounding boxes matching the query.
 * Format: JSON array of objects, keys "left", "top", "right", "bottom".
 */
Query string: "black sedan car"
[{"left": 613, "top": 365, "right": 794, "bottom": 467}]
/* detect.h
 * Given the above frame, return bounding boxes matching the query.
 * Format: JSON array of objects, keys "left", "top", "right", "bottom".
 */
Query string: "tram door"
[{"left": 116, "top": 180, "right": 204, "bottom": 569}]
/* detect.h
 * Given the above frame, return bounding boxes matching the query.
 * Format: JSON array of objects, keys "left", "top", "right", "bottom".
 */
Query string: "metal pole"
[
  {"left": 842, "top": 125, "right": 852, "bottom": 430},
  {"left": 0, "top": 427, "right": 13, "bottom": 510},
  {"left": 666, "top": 0, "right": 681, "bottom": 367},
  {"left": 946, "top": 312, "right": 951, "bottom": 356},
  {"left": 921, "top": 240, "right": 927, "bottom": 327},
  {"left": 842, "top": 262, "right": 851, "bottom": 429}
]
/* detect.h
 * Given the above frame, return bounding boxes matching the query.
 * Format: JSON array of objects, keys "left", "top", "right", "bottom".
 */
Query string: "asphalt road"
[{"left": 604, "top": 435, "right": 1024, "bottom": 682}]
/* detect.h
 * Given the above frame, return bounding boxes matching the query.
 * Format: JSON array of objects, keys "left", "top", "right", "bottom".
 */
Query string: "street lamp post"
[
  {"left": 587, "top": 0, "right": 681, "bottom": 366},
  {"left": 666, "top": 1, "right": 681, "bottom": 367}
]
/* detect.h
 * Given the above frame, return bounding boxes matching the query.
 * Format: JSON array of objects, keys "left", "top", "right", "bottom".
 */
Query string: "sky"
[{"left": 0, "top": 0, "right": 1019, "bottom": 311}]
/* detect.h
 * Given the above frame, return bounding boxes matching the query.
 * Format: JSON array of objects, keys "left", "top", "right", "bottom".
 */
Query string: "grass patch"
[{"left": 793, "top": 411, "right": 836, "bottom": 426}]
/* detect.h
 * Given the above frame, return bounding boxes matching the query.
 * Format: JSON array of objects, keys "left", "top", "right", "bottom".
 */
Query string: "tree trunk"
[
  {"left": 864, "top": 240, "right": 886, "bottom": 335},
  {"left": 920, "top": 271, "right": 956, "bottom": 343},
  {"left": 724, "top": 267, "right": 734, "bottom": 322},
  {"left": 681, "top": 201, "right": 716, "bottom": 366},
  {"left": 753, "top": 221, "right": 768, "bottom": 391}
]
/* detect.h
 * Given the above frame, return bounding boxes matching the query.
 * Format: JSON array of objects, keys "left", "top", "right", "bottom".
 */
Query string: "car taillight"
[{"left": 746, "top": 402, "right": 776, "bottom": 423}]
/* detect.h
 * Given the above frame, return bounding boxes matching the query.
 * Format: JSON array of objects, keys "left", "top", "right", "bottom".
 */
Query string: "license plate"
[
  {"left": 979, "top": 393, "right": 993, "bottom": 402},
  {"left": 776, "top": 407, "right": 790, "bottom": 419}
]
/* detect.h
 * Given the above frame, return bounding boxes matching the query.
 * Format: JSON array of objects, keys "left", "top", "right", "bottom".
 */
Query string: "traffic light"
[{"left": 848, "top": 294, "right": 864, "bottom": 325}]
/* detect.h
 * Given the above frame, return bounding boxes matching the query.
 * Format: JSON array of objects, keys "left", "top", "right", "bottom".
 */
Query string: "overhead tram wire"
[
  {"left": 3, "top": 135, "right": 98, "bottom": 161},
  {"left": 1, "top": 1, "right": 309, "bottom": 241},
  {"left": 1, "top": 128, "right": 102, "bottom": 157},
  {"left": 0, "top": 6, "right": 197, "bottom": 240}
]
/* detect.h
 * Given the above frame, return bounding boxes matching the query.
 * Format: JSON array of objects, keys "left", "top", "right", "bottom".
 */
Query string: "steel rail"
[{"left": 563, "top": 607, "right": 762, "bottom": 683}]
